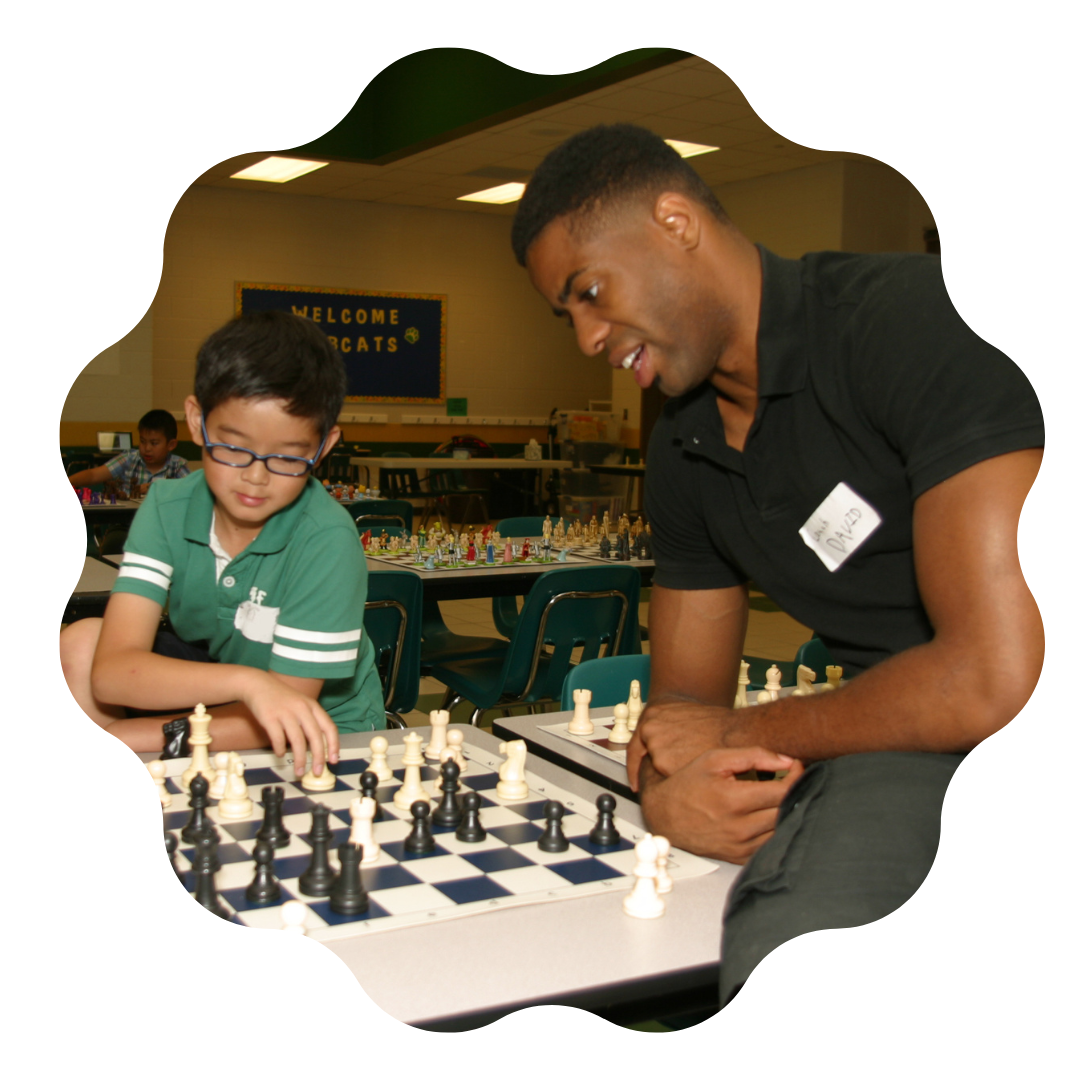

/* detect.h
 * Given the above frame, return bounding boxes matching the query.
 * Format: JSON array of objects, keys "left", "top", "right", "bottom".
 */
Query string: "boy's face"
[
  {"left": 138, "top": 428, "right": 178, "bottom": 470},
  {"left": 184, "top": 395, "right": 340, "bottom": 534}
]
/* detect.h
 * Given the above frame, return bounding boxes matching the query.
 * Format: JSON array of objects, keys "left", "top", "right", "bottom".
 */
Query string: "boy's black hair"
[
  {"left": 194, "top": 311, "right": 347, "bottom": 437},
  {"left": 138, "top": 409, "right": 179, "bottom": 441},
  {"left": 511, "top": 123, "right": 729, "bottom": 266}
]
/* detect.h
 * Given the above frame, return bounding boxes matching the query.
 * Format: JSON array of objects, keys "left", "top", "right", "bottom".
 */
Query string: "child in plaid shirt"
[{"left": 69, "top": 409, "right": 190, "bottom": 496}]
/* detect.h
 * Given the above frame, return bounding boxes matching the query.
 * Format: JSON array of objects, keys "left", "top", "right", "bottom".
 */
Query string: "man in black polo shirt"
[{"left": 511, "top": 124, "right": 1043, "bottom": 1006}]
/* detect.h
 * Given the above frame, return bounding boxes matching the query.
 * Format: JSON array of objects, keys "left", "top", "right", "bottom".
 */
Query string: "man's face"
[
  {"left": 525, "top": 208, "right": 722, "bottom": 398},
  {"left": 138, "top": 429, "right": 176, "bottom": 470}
]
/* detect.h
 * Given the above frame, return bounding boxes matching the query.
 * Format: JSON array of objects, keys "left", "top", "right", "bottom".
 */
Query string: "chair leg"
[
  {"left": 441, "top": 689, "right": 464, "bottom": 712},
  {"left": 384, "top": 711, "right": 407, "bottom": 730},
  {"left": 469, "top": 706, "right": 487, "bottom": 726}
]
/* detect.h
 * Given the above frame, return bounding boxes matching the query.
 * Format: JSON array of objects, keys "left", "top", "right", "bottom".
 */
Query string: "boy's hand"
[{"left": 241, "top": 671, "right": 340, "bottom": 774}]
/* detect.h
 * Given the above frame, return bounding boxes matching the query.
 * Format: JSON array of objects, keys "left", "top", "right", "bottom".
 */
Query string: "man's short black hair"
[
  {"left": 138, "top": 409, "right": 178, "bottom": 441},
  {"left": 194, "top": 311, "right": 347, "bottom": 437},
  {"left": 511, "top": 123, "right": 729, "bottom": 266}
]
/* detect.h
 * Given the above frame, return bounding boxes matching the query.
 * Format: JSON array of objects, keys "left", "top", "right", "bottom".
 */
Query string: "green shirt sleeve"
[{"left": 109, "top": 483, "right": 172, "bottom": 608}]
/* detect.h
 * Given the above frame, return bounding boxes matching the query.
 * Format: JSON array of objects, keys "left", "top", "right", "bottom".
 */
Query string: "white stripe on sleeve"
[
  {"left": 117, "top": 565, "right": 172, "bottom": 591},
  {"left": 122, "top": 552, "right": 174, "bottom": 577},
  {"left": 271, "top": 642, "right": 359, "bottom": 664},
  {"left": 274, "top": 624, "right": 363, "bottom": 645}
]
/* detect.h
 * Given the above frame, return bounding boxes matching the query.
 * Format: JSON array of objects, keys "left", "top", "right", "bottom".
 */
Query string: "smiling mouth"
[{"left": 620, "top": 345, "right": 644, "bottom": 371}]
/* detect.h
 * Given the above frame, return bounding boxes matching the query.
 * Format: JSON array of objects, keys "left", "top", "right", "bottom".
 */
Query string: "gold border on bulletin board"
[{"left": 236, "top": 282, "right": 447, "bottom": 404}]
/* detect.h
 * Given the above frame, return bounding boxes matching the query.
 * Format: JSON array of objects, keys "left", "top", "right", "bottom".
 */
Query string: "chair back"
[
  {"left": 496, "top": 516, "right": 546, "bottom": 537},
  {"left": 345, "top": 497, "right": 414, "bottom": 532},
  {"left": 793, "top": 636, "right": 835, "bottom": 679},
  {"left": 379, "top": 467, "right": 424, "bottom": 499},
  {"left": 498, "top": 565, "right": 640, "bottom": 705},
  {"left": 99, "top": 526, "right": 129, "bottom": 556},
  {"left": 363, "top": 570, "right": 423, "bottom": 722},
  {"left": 560, "top": 653, "right": 651, "bottom": 710}
]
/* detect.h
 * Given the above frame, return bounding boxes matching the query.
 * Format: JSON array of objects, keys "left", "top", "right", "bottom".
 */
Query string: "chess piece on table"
[
  {"left": 280, "top": 899, "right": 308, "bottom": 935},
  {"left": 366, "top": 735, "right": 394, "bottom": 782},
  {"left": 456, "top": 792, "right": 486, "bottom": 843},
  {"left": 298, "top": 805, "right": 336, "bottom": 897},
  {"left": 495, "top": 740, "right": 529, "bottom": 801},
  {"left": 764, "top": 665, "right": 782, "bottom": 702},
  {"left": 654, "top": 834, "right": 673, "bottom": 895},
  {"left": 626, "top": 680, "right": 644, "bottom": 731},
  {"left": 180, "top": 773, "right": 213, "bottom": 844},
  {"left": 538, "top": 801, "right": 569, "bottom": 853},
  {"left": 179, "top": 704, "right": 215, "bottom": 793},
  {"left": 567, "top": 688, "right": 594, "bottom": 735},
  {"left": 256, "top": 786, "right": 291, "bottom": 849},
  {"left": 622, "top": 834, "right": 666, "bottom": 919},
  {"left": 164, "top": 830, "right": 183, "bottom": 880},
  {"left": 147, "top": 759, "right": 171, "bottom": 808},
  {"left": 608, "top": 703, "right": 632, "bottom": 744},
  {"left": 432, "top": 760, "right": 463, "bottom": 828},
  {"left": 245, "top": 838, "right": 282, "bottom": 905},
  {"left": 404, "top": 801, "right": 436, "bottom": 854},
  {"left": 444, "top": 728, "right": 468, "bottom": 779},
  {"left": 193, "top": 846, "right": 231, "bottom": 921},
  {"left": 300, "top": 738, "right": 336, "bottom": 792},
  {"left": 588, "top": 794, "right": 621, "bottom": 847},
  {"left": 349, "top": 796, "right": 380, "bottom": 864},
  {"left": 393, "top": 731, "right": 432, "bottom": 811},
  {"left": 359, "top": 771, "right": 385, "bottom": 822},
  {"left": 424, "top": 709, "right": 450, "bottom": 761},
  {"left": 791, "top": 664, "right": 817, "bottom": 697},
  {"left": 733, "top": 660, "right": 750, "bottom": 709},
  {"left": 329, "top": 841, "right": 369, "bottom": 916},
  {"left": 209, "top": 751, "right": 231, "bottom": 801},
  {"left": 822, "top": 665, "right": 843, "bottom": 692},
  {"left": 217, "top": 754, "right": 254, "bottom": 819}
]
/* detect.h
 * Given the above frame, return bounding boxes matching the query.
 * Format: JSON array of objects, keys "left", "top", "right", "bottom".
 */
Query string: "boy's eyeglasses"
[{"left": 200, "top": 418, "right": 327, "bottom": 477}]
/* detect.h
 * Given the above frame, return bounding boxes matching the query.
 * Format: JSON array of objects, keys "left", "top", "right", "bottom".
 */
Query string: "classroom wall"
[{"left": 61, "top": 308, "right": 153, "bottom": 424}]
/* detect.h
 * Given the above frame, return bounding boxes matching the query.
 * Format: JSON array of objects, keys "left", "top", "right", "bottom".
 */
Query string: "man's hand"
[
  {"left": 638, "top": 750, "right": 804, "bottom": 864},
  {"left": 240, "top": 671, "right": 340, "bottom": 774},
  {"left": 627, "top": 699, "right": 742, "bottom": 789}
]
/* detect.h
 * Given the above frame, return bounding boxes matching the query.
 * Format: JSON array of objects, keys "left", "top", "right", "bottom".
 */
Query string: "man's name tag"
[
  {"left": 798, "top": 482, "right": 882, "bottom": 572},
  {"left": 234, "top": 600, "right": 281, "bottom": 644}
]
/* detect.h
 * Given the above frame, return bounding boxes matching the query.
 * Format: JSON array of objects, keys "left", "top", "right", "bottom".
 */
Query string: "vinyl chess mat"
[
  {"left": 365, "top": 549, "right": 591, "bottom": 572},
  {"left": 161, "top": 737, "right": 717, "bottom": 941},
  {"left": 539, "top": 718, "right": 632, "bottom": 765}
]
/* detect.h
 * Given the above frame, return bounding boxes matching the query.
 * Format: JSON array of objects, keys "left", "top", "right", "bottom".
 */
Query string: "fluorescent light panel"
[
  {"left": 664, "top": 139, "right": 720, "bottom": 159},
  {"left": 457, "top": 182, "right": 527, "bottom": 204},
  {"left": 230, "top": 156, "right": 329, "bottom": 183}
]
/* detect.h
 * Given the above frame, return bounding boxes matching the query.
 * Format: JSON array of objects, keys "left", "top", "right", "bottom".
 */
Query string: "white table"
[{"left": 142, "top": 725, "right": 738, "bottom": 1030}]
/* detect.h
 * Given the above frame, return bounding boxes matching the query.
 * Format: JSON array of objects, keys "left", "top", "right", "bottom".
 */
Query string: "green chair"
[
  {"left": 793, "top": 636, "right": 836, "bottom": 678},
  {"left": 99, "top": 526, "right": 129, "bottom": 556},
  {"left": 489, "top": 516, "right": 577, "bottom": 638},
  {"left": 743, "top": 635, "right": 835, "bottom": 690},
  {"left": 427, "top": 460, "right": 488, "bottom": 529},
  {"left": 364, "top": 571, "right": 423, "bottom": 729},
  {"left": 560, "top": 653, "right": 651, "bottom": 710},
  {"left": 495, "top": 516, "right": 547, "bottom": 537},
  {"left": 346, "top": 497, "right": 414, "bottom": 533},
  {"left": 430, "top": 564, "right": 641, "bottom": 726}
]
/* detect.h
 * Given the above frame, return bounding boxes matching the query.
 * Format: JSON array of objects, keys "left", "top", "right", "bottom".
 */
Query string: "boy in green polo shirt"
[{"left": 60, "top": 311, "right": 385, "bottom": 773}]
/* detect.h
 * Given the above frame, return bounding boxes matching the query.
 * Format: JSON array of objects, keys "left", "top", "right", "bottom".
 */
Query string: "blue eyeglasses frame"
[{"left": 199, "top": 417, "right": 328, "bottom": 476}]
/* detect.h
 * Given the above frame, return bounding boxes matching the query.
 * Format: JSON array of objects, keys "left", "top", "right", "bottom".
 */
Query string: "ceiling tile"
[
  {"left": 654, "top": 99, "right": 750, "bottom": 125},
  {"left": 640, "top": 66, "right": 737, "bottom": 97}
]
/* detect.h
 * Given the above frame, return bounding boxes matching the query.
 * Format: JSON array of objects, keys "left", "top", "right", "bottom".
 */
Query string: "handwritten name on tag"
[{"left": 798, "top": 482, "right": 882, "bottom": 572}]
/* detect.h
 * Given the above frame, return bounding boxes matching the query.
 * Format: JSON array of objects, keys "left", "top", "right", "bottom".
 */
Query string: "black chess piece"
[
  {"left": 598, "top": 534, "right": 611, "bottom": 558},
  {"left": 455, "top": 792, "right": 486, "bottom": 843},
  {"left": 298, "top": 804, "right": 336, "bottom": 897},
  {"left": 193, "top": 830, "right": 221, "bottom": 873},
  {"left": 192, "top": 841, "right": 230, "bottom": 920},
  {"left": 588, "top": 793, "right": 621, "bottom": 847},
  {"left": 180, "top": 773, "right": 212, "bottom": 843},
  {"left": 256, "top": 786, "right": 291, "bottom": 849},
  {"left": 329, "top": 841, "right": 369, "bottom": 916},
  {"left": 164, "top": 830, "right": 184, "bottom": 881},
  {"left": 359, "top": 771, "right": 384, "bottom": 822},
  {"left": 245, "top": 838, "right": 282, "bottom": 905},
  {"left": 404, "top": 800, "right": 436, "bottom": 854},
  {"left": 160, "top": 715, "right": 191, "bottom": 759},
  {"left": 431, "top": 760, "right": 463, "bottom": 828},
  {"left": 537, "top": 800, "right": 570, "bottom": 853}
]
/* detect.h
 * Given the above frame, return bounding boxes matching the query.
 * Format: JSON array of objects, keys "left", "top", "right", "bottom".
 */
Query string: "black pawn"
[
  {"left": 359, "top": 771, "right": 384, "bottom": 822},
  {"left": 537, "top": 800, "right": 569, "bottom": 853},
  {"left": 298, "top": 804, "right": 336, "bottom": 897},
  {"left": 164, "top": 830, "right": 184, "bottom": 881},
  {"left": 432, "top": 760, "right": 463, "bottom": 828},
  {"left": 256, "top": 786, "right": 291, "bottom": 849},
  {"left": 588, "top": 793, "right": 621, "bottom": 847},
  {"left": 192, "top": 840, "right": 230, "bottom": 920},
  {"left": 180, "top": 773, "right": 212, "bottom": 843},
  {"left": 455, "top": 791, "right": 486, "bottom": 843},
  {"left": 193, "top": 830, "right": 221, "bottom": 873},
  {"left": 329, "top": 841, "right": 369, "bottom": 916},
  {"left": 245, "top": 838, "right": 282, "bottom": 905},
  {"left": 404, "top": 800, "right": 436, "bottom": 854},
  {"left": 598, "top": 534, "right": 611, "bottom": 558}
]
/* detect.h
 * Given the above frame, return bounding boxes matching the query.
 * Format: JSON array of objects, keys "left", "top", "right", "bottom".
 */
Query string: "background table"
[
  {"left": 141, "top": 725, "right": 737, "bottom": 1031},
  {"left": 65, "top": 555, "right": 119, "bottom": 622}
]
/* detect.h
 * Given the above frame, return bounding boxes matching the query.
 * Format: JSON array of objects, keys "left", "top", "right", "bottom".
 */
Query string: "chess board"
[
  {"left": 567, "top": 542, "right": 654, "bottom": 566},
  {"left": 365, "top": 549, "right": 591, "bottom": 572},
  {"left": 539, "top": 716, "right": 632, "bottom": 765},
  {"left": 162, "top": 734, "right": 717, "bottom": 941}
]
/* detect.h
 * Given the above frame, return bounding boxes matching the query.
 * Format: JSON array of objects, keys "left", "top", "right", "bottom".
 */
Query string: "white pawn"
[
  {"left": 495, "top": 740, "right": 529, "bottom": 801},
  {"left": 424, "top": 709, "right": 450, "bottom": 761},
  {"left": 301, "top": 738, "right": 336, "bottom": 792},
  {"left": 608, "top": 703, "right": 632, "bottom": 744},
  {"left": 626, "top": 680, "right": 644, "bottom": 731},
  {"left": 445, "top": 728, "right": 468, "bottom": 779},
  {"left": 654, "top": 834, "right": 673, "bottom": 895},
  {"left": 622, "top": 834, "right": 666, "bottom": 919},
  {"left": 394, "top": 731, "right": 431, "bottom": 810},
  {"left": 733, "top": 660, "right": 750, "bottom": 709},
  {"left": 823, "top": 665, "right": 843, "bottom": 692},
  {"left": 217, "top": 754, "right": 254, "bottom": 819},
  {"left": 147, "top": 759, "right": 171, "bottom": 808},
  {"left": 349, "top": 796, "right": 380, "bottom": 864},
  {"left": 567, "top": 687, "right": 594, "bottom": 735},
  {"left": 366, "top": 735, "right": 394, "bottom": 781},
  {"left": 756, "top": 690, "right": 772, "bottom": 705},
  {"left": 791, "top": 664, "right": 816, "bottom": 697},
  {"left": 281, "top": 899, "right": 308, "bottom": 935},
  {"left": 209, "top": 751, "right": 231, "bottom": 800},
  {"left": 764, "top": 664, "right": 782, "bottom": 702}
]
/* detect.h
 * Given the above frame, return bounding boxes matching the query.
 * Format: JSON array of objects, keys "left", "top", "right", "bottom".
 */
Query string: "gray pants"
[{"left": 719, "top": 751, "right": 964, "bottom": 1006}]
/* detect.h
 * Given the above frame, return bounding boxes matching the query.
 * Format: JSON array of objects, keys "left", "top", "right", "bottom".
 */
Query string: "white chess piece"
[
  {"left": 654, "top": 834, "right": 673, "bottom": 895},
  {"left": 180, "top": 704, "right": 215, "bottom": 793},
  {"left": 367, "top": 735, "right": 394, "bottom": 781},
  {"left": 349, "top": 796, "right": 380, "bottom": 864},
  {"left": 445, "top": 728, "right": 467, "bottom": 778},
  {"left": 822, "top": 665, "right": 843, "bottom": 692},
  {"left": 301, "top": 737, "right": 336, "bottom": 792},
  {"left": 394, "top": 731, "right": 432, "bottom": 810},
  {"left": 626, "top": 680, "right": 644, "bottom": 731},
  {"left": 281, "top": 899, "right": 308, "bottom": 934},
  {"left": 209, "top": 751, "right": 231, "bottom": 800},
  {"left": 733, "top": 660, "right": 750, "bottom": 709},
  {"left": 495, "top": 740, "right": 529, "bottom": 801},
  {"left": 608, "top": 703, "right": 632, "bottom": 745},
  {"left": 756, "top": 690, "right": 772, "bottom": 705},
  {"left": 622, "top": 835, "right": 666, "bottom": 919},
  {"left": 217, "top": 754, "right": 254, "bottom": 819},
  {"left": 764, "top": 665, "right": 783, "bottom": 702},
  {"left": 791, "top": 664, "right": 816, "bottom": 697},
  {"left": 147, "top": 759, "right": 171, "bottom": 808},
  {"left": 424, "top": 709, "right": 450, "bottom": 761},
  {"left": 567, "top": 687, "right": 594, "bottom": 735}
]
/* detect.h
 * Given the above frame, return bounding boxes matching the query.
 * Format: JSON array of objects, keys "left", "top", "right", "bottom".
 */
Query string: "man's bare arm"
[{"left": 635, "top": 448, "right": 1044, "bottom": 775}]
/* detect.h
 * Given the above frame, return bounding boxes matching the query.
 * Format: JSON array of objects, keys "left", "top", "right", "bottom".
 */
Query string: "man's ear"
[{"left": 652, "top": 192, "right": 702, "bottom": 252}]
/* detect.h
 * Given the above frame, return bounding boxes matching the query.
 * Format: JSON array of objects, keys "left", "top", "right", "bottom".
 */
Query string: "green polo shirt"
[{"left": 111, "top": 471, "right": 384, "bottom": 732}]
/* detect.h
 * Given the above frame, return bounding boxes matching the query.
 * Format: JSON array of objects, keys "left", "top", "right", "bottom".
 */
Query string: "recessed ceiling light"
[
  {"left": 664, "top": 139, "right": 720, "bottom": 159},
  {"left": 457, "top": 182, "right": 527, "bottom": 205},
  {"left": 230, "top": 156, "right": 329, "bottom": 183}
]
